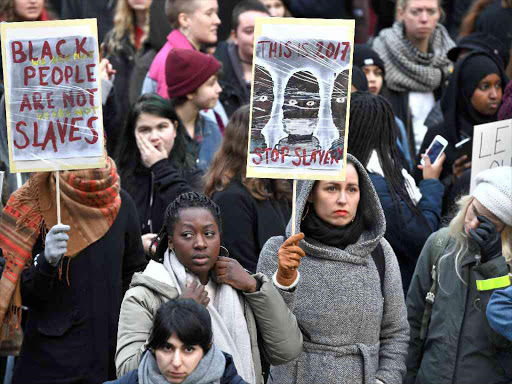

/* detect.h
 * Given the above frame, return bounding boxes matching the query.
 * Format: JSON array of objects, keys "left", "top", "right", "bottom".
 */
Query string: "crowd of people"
[{"left": 0, "top": 0, "right": 511, "bottom": 383}]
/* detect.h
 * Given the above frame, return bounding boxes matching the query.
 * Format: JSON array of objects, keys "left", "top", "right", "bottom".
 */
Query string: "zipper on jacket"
[{"left": 148, "top": 172, "right": 154, "bottom": 233}]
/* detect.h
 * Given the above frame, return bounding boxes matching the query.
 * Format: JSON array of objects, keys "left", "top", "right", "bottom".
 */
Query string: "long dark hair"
[
  {"left": 347, "top": 92, "right": 426, "bottom": 222},
  {"left": 204, "top": 105, "right": 292, "bottom": 201},
  {"left": 116, "top": 94, "right": 195, "bottom": 194},
  {"left": 147, "top": 298, "right": 212, "bottom": 353},
  {"left": 150, "top": 192, "right": 223, "bottom": 262}
]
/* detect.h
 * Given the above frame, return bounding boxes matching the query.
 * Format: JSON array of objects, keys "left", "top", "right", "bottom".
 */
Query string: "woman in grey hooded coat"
[{"left": 257, "top": 154, "right": 409, "bottom": 384}]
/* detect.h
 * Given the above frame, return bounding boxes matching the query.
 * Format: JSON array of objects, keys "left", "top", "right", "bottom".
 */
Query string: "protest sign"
[
  {"left": 1, "top": 19, "right": 105, "bottom": 173},
  {"left": 246, "top": 18, "right": 354, "bottom": 181},
  {"left": 470, "top": 119, "right": 512, "bottom": 192}
]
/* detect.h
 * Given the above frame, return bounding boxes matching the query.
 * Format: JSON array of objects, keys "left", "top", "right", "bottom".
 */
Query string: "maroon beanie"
[
  {"left": 498, "top": 81, "right": 512, "bottom": 120},
  {"left": 165, "top": 48, "right": 221, "bottom": 99}
]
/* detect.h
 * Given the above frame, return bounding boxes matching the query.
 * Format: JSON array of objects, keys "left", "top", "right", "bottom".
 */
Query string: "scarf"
[
  {"left": 163, "top": 250, "right": 255, "bottom": 384},
  {"left": 302, "top": 205, "right": 365, "bottom": 249},
  {"left": 372, "top": 21, "right": 455, "bottom": 92},
  {"left": 0, "top": 157, "right": 121, "bottom": 340},
  {"left": 440, "top": 51, "right": 508, "bottom": 146},
  {"left": 138, "top": 345, "right": 225, "bottom": 384}
]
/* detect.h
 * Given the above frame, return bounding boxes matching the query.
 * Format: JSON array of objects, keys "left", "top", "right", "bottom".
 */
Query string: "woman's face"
[
  {"left": 14, "top": 0, "right": 44, "bottom": 21},
  {"left": 471, "top": 73, "right": 503, "bottom": 116},
  {"left": 308, "top": 163, "right": 361, "bottom": 227},
  {"left": 127, "top": 0, "right": 152, "bottom": 11},
  {"left": 155, "top": 332, "right": 205, "bottom": 384},
  {"left": 187, "top": 0, "right": 221, "bottom": 46},
  {"left": 464, "top": 198, "right": 505, "bottom": 235},
  {"left": 262, "top": 0, "right": 286, "bottom": 17},
  {"left": 363, "top": 65, "right": 384, "bottom": 95},
  {"left": 399, "top": 0, "right": 440, "bottom": 44},
  {"left": 190, "top": 74, "right": 222, "bottom": 110},
  {"left": 169, "top": 208, "right": 221, "bottom": 282},
  {"left": 135, "top": 113, "right": 177, "bottom": 157}
]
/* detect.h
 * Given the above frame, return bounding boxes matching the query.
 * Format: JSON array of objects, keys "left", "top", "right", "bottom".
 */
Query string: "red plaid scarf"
[{"left": 0, "top": 157, "right": 121, "bottom": 340}]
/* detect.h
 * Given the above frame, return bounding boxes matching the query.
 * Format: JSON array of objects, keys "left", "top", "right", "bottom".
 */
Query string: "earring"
[
  {"left": 301, "top": 204, "right": 310, "bottom": 221},
  {"left": 351, "top": 215, "right": 355, "bottom": 223},
  {"left": 219, "top": 246, "right": 230, "bottom": 258}
]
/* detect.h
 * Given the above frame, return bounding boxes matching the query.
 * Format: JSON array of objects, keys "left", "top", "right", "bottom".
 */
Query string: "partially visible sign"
[
  {"left": 471, "top": 119, "right": 512, "bottom": 192},
  {"left": 1, "top": 19, "right": 105, "bottom": 173},
  {"left": 246, "top": 18, "right": 355, "bottom": 181}
]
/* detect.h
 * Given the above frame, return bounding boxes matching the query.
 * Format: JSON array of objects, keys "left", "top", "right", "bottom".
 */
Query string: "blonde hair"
[
  {"left": 108, "top": 0, "right": 150, "bottom": 53},
  {"left": 395, "top": 0, "right": 445, "bottom": 22},
  {"left": 165, "top": 0, "right": 200, "bottom": 29},
  {"left": 439, "top": 195, "right": 512, "bottom": 285}
]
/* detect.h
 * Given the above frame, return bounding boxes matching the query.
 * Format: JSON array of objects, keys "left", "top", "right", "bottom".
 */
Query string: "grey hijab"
[{"left": 138, "top": 344, "right": 226, "bottom": 384}]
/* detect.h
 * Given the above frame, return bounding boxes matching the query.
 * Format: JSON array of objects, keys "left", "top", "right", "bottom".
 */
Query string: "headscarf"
[{"left": 441, "top": 51, "right": 508, "bottom": 146}]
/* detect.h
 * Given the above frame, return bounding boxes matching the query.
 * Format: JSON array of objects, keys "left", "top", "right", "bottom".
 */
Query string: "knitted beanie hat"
[
  {"left": 353, "top": 44, "right": 385, "bottom": 75},
  {"left": 473, "top": 166, "right": 512, "bottom": 226},
  {"left": 165, "top": 48, "right": 221, "bottom": 98}
]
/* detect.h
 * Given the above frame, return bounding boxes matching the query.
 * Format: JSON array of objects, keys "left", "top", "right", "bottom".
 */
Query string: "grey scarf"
[
  {"left": 372, "top": 21, "right": 455, "bottom": 92},
  {"left": 138, "top": 345, "right": 226, "bottom": 384}
]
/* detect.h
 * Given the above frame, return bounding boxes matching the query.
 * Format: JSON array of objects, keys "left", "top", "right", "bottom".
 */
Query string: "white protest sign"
[
  {"left": 471, "top": 119, "right": 512, "bottom": 193},
  {"left": 1, "top": 19, "right": 105, "bottom": 173}
]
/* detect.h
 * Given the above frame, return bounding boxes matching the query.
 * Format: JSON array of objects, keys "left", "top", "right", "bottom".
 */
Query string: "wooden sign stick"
[
  {"left": 55, "top": 171, "right": 61, "bottom": 225},
  {"left": 291, "top": 179, "right": 297, "bottom": 235}
]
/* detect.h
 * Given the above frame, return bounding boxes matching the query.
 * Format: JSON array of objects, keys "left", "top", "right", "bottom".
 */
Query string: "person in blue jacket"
[
  {"left": 106, "top": 298, "right": 249, "bottom": 384},
  {"left": 347, "top": 91, "right": 445, "bottom": 294},
  {"left": 487, "top": 285, "right": 512, "bottom": 341}
]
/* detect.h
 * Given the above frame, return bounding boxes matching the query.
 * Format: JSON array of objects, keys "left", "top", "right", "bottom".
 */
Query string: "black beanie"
[
  {"left": 353, "top": 44, "right": 385, "bottom": 75},
  {"left": 351, "top": 66, "right": 369, "bottom": 92}
]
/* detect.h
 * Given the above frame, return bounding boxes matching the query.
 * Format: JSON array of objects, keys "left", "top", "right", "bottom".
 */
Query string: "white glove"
[{"left": 44, "top": 224, "right": 71, "bottom": 266}]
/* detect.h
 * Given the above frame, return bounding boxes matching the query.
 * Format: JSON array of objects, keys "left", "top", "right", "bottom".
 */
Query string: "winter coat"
[
  {"left": 147, "top": 30, "right": 194, "bottom": 98},
  {"left": 369, "top": 173, "right": 444, "bottom": 295},
  {"left": 212, "top": 179, "right": 291, "bottom": 273},
  {"left": 257, "top": 155, "right": 410, "bottom": 384},
  {"left": 127, "top": 159, "right": 203, "bottom": 235},
  {"left": 12, "top": 190, "right": 148, "bottom": 384},
  {"left": 214, "top": 42, "right": 251, "bottom": 118},
  {"left": 487, "top": 286, "right": 512, "bottom": 341},
  {"left": 115, "top": 262, "right": 303, "bottom": 383},
  {"left": 405, "top": 228, "right": 512, "bottom": 384},
  {"left": 106, "top": 352, "right": 248, "bottom": 384}
]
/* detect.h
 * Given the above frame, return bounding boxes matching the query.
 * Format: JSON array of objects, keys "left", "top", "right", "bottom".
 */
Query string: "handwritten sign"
[
  {"left": 1, "top": 19, "right": 105, "bottom": 172},
  {"left": 246, "top": 18, "right": 354, "bottom": 180},
  {"left": 471, "top": 119, "right": 512, "bottom": 192}
]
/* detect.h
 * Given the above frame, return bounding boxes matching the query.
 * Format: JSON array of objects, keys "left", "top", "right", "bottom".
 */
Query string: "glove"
[
  {"left": 277, "top": 232, "right": 306, "bottom": 286},
  {"left": 469, "top": 215, "right": 502, "bottom": 263},
  {"left": 44, "top": 224, "right": 71, "bottom": 266}
]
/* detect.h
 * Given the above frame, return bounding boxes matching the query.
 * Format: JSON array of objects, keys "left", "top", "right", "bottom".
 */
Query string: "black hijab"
[{"left": 441, "top": 51, "right": 508, "bottom": 146}]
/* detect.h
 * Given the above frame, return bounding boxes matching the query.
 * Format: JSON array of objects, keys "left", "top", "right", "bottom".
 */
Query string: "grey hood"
[
  {"left": 128, "top": 260, "right": 179, "bottom": 301},
  {"left": 287, "top": 153, "right": 386, "bottom": 261}
]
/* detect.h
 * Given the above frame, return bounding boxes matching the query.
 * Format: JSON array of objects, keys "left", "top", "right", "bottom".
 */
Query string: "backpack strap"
[
  {"left": 371, "top": 243, "right": 385, "bottom": 296},
  {"left": 419, "top": 230, "right": 450, "bottom": 341}
]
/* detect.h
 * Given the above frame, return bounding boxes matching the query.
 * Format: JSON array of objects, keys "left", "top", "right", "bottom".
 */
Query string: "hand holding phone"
[{"left": 421, "top": 135, "right": 448, "bottom": 166}]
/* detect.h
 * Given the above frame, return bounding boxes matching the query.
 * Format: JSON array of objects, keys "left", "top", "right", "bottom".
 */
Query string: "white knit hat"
[{"left": 472, "top": 166, "right": 512, "bottom": 226}]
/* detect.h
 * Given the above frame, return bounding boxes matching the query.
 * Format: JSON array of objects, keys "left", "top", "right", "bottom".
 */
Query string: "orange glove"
[{"left": 277, "top": 232, "right": 306, "bottom": 286}]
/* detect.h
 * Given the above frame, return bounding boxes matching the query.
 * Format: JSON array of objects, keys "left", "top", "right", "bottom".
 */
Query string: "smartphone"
[
  {"left": 421, "top": 135, "right": 448, "bottom": 166},
  {"left": 455, "top": 137, "right": 472, "bottom": 160}
]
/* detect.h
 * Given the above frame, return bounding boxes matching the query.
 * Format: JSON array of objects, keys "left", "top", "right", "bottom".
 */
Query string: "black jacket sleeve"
[
  {"left": 20, "top": 251, "right": 59, "bottom": 309},
  {"left": 151, "top": 159, "right": 201, "bottom": 201},
  {"left": 120, "top": 190, "right": 147, "bottom": 294}
]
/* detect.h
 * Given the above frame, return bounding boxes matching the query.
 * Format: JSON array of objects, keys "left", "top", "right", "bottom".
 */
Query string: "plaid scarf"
[
  {"left": 372, "top": 21, "right": 455, "bottom": 92},
  {"left": 0, "top": 157, "right": 121, "bottom": 340}
]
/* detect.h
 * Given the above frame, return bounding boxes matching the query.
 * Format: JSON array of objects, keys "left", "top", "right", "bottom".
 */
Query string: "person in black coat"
[
  {"left": 417, "top": 51, "right": 508, "bottom": 213},
  {"left": 0, "top": 160, "right": 147, "bottom": 384},
  {"left": 105, "top": 299, "right": 249, "bottom": 384},
  {"left": 204, "top": 105, "right": 291, "bottom": 273},
  {"left": 116, "top": 94, "right": 202, "bottom": 254},
  {"left": 214, "top": 1, "right": 270, "bottom": 117},
  {"left": 348, "top": 92, "right": 445, "bottom": 295}
]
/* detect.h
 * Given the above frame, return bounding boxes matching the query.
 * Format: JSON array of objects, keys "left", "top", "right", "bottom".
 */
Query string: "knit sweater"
[{"left": 257, "top": 154, "right": 410, "bottom": 384}]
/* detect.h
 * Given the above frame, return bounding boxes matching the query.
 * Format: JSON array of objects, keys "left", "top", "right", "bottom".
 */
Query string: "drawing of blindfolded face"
[
  {"left": 331, "top": 69, "right": 349, "bottom": 131},
  {"left": 282, "top": 70, "right": 321, "bottom": 135},
  {"left": 252, "top": 65, "right": 275, "bottom": 133}
]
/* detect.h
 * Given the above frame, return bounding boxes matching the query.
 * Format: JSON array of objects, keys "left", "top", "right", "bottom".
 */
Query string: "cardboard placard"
[
  {"left": 470, "top": 119, "right": 512, "bottom": 192},
  {"left": 246, "top": 18, "right": 354, "bottom": 181},
  {"left": 1, "top": 19, "right": 105, "bottom": 173}
]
